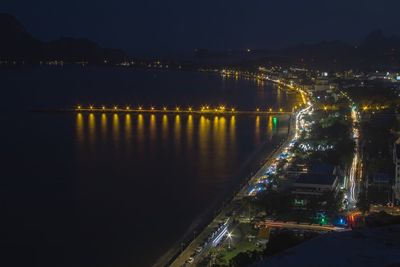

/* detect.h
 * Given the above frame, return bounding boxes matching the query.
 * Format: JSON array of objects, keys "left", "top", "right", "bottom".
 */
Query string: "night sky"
[{"left": 2, "top": 0, "right": 400, "bottom": 55}]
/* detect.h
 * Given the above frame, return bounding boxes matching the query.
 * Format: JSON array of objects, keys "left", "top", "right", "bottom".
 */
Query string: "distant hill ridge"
[
  {"left": 282, "top": 29, "right": 400, "bottom": 68},
  {"left": 2, "top": 13, "right": 400, "bottom": 68},
  {"left": 194, "top": 29, "right": 400, "bottom": 69},
  {"left": 0, "top": 13, "right": 126, "bottom": 63}
]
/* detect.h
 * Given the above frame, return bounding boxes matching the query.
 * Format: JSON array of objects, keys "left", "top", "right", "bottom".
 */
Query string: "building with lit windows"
[
  {"left": 392, "top": 138, "right": 400, "bottom": 203},
  {"left": 313, "top": 78, "right": 330, "bottom": 92}
]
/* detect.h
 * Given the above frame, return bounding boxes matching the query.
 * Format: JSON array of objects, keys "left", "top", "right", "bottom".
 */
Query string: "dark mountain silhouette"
[
  {"left": 277, "top": 29, "right": 400, "bottom": 69},
  {"left": 1, "top": 13, "right": 400, "bottom": 69},
  {"left": 196, "top": 30, "right": 400, "bottom": 70},
  {"left": 0, "top": 13, "right": 126, "bottom": 63}
]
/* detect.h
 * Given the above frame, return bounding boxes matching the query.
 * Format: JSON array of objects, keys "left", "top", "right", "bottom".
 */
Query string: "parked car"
[{"left": 186, "top": 257, "right": 194, "bottom": 264}]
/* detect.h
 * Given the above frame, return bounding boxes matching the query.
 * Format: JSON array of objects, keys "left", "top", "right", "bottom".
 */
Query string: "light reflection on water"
[
  {"left": 162, "top": 114, "right": 169, "bottom": 147},
  {"left": 76, "top": 113, "right": 282, "bottom": 176},
  {"left": 174, "top": 115, "right": 181, "bottom": 152},
  {"left": 268, "top": 115, "right": 273, "bottom": 140},
  {"left": 230, "top": 116, "right": 236, "bottom": 156},
  {"left": 214, "top": 116, "right": 227, "bottom": 173},
  {"left": 112, "top": 114, "right": 119, "bottom": 148},
  {"left": 125, "top": 114, "right": 132, "bottom": 152},
  {"left": 76, "top": 113, "right": 84, "bottom": 144},
  {"left": 150, "top": 114, "right": 157, "bottom": 153},
  {"left": 101, "top": 113, "right": 107, "bottom": 143},
  {"left": 137, "top": 114, "right": 144, "bottom": 152},
  {"left": 88, "top": 113, "right": 96, "bottom": 148},
  {"left": 187, "top": 115, "right": 194, "bottom": 151},
  {"left": 255, "top": 115, "right": 260, "bottom": 145}
]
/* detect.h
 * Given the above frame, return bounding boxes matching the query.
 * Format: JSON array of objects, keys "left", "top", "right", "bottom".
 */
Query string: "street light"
[{"left": 227, "top": 232, "right": 232, "bottom": 249}]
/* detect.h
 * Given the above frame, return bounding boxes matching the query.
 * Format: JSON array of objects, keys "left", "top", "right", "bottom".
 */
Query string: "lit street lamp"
[{"left": 227, "top": 232, "right": 232, "bottom": 249}]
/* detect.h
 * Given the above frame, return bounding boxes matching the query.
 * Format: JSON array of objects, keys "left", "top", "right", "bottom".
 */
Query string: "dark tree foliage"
[
  {"left": 253, "top": 191, "right": 293, "bottom": 215},
  {"left": 227, "top": 231, "right": 320, "bottom": 267}
]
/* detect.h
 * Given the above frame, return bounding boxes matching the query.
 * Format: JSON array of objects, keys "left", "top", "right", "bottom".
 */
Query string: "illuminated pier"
[{"left": 73, "top": 105, "right": 297, "bottom": 115}]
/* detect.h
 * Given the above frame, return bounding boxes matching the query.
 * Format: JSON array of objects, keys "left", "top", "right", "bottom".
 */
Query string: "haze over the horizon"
[{"left": 2, "top": 0, "right": 400, "bottom": 56}]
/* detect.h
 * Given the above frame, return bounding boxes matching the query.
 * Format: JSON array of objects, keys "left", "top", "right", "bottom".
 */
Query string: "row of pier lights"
[{"left": 75, "top": 105, "right": 303, "bottom": 113}]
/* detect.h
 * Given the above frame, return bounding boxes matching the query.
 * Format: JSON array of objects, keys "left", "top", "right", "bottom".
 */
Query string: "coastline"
[
  {"left": 161, "top": 75, "right": 310, "bottom": 266},
  {"left": 156, "top": 111, "right": 297, "bottom": 267}
]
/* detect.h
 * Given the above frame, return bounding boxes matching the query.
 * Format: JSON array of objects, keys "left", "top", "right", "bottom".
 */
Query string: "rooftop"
[
  {"left": 309, "top": 163, "right": 336, "bottom": 175},
  {"left": 372, "top": 173, "right": 391, "bottom": 183},
  {"left": 294, "top": 172, "right": 336, "bottom": 186}
]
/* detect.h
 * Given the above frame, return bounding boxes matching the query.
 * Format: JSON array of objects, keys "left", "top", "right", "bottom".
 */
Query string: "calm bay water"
[{"left": 0, "top": 66, "right": 301, "bottom": 267}]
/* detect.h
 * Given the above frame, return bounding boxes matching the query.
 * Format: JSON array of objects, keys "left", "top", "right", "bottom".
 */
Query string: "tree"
[{"left": 229, "top": 251, "right": 260, "bottom": 267}]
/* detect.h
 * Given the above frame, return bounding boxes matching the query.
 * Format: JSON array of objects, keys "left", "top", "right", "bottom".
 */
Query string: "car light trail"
[
  {"left": 348, "top": 107, "right": 360, "bottom": 206},
  {"left": 212, "top": 227, "right": 228, "bottom": 246}
]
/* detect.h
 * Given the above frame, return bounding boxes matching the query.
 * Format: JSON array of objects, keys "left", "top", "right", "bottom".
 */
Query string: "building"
[
  {"left": 372, "top": 173, "right": 391, "bottom": 187},
  {"left": 313, "top": 78, "right": 330, "bottom": 92},
  {"left": 392, "top": 138, "right": 400, "bottom": 203},
  {"left": 291, "top": 172, "right": 339, "bottom": 197},
  {"left": 291, "top": 163, "right": 340, "bottom": 208}
]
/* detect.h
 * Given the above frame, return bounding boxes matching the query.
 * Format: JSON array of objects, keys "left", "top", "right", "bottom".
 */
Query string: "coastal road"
[
  {"left": 169, "top": 91, "right": 312, "bottom": 267},
  {"left": 169, "top": 85, "right": 312, "bottom": 267}
]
